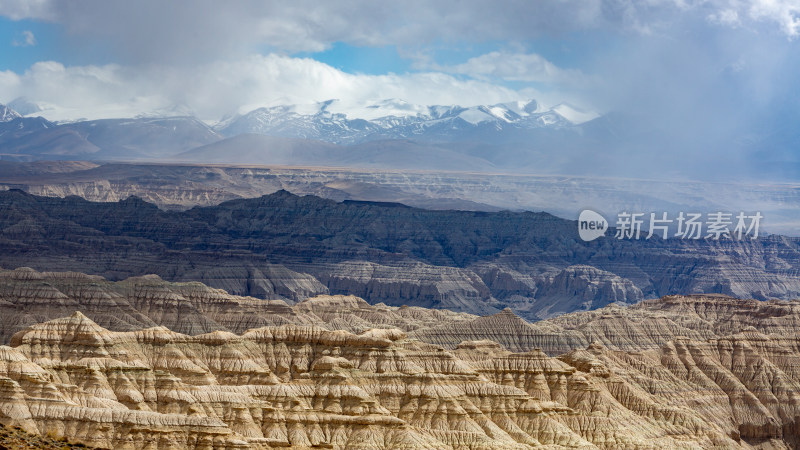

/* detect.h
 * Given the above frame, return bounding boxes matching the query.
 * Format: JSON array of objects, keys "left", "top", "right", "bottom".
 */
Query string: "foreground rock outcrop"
[
  {"left": 1, "top": 272, "right": 800, "bottom": 448},
  {"left": 4, "top": 309, "right": 800, "bottom": 449}
]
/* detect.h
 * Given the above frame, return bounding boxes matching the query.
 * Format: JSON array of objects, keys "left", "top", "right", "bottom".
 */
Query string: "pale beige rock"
[
  {"left": 4, "top": 269, "right": 800, "bottom": 448},
  {"left": 1, "top": 300, "right": 798, "bottom": 449}
]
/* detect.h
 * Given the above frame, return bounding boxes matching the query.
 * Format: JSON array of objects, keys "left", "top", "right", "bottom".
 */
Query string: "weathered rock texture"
[
  {"left": 4, "top": 305, "right": 800, "bottom": 449},
  {"left": 1, "top": 271, "right": 800, "bottom": 447},
  {"left": 1, "top": 189, "right": 799, "bottom": 319},
  {"left": 5, "top": 266, "right": 800, "bottom": 358},
  {"left": 0, "top": 422, "right": 99, "bottom": 449},
  {"left": 414, "top": 294, "right": 800, "bottom": 356},
  {"left": 0, "top": 267, "right": 476, "bottom": 345}
]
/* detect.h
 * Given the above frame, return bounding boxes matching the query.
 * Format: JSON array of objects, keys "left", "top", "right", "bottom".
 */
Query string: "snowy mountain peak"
[
  {"left": 523, "top": 99, "right": 539, "bottom": 114},
  {"left": 0, "top": 103, "right": 22, "bottom": 122},
  {"left": 213, "top": 98, "right": 598, "bottom": 145}
]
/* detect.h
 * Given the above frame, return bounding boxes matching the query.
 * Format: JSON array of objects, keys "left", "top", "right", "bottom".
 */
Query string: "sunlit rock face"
[
  {"left": 2, "top": 282, "right": 800, "bottom": 448},
  {"left": 0, "top": 312, "right": 776, "bottom": 449}
]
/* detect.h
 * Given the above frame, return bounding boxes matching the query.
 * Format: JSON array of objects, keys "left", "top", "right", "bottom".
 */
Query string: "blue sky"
[
  {"left": 0, "top": 0, "right": 798, "bottom": 135},
  {"left": 1, "top": 17, "right": 59, "bottom": 72},
  {"left": 303, "top": 43, "right": 411, "bottom": 75}
]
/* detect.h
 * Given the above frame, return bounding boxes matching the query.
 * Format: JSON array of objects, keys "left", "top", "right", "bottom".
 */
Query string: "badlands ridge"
[{"left": 1, "top": 267, "right": 800, "bottom": 448}]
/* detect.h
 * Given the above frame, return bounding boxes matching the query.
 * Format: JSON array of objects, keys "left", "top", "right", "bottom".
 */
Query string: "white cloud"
[
  {"left": 707, "top": 8, "right": 741, "bottom": 26},
  {"left": 747, "top": 0, "right": 800, "bottom": 37},
  {"left": 0, "top": 0, "right": 52, "bottom": 20},
  {"left": 1, "top": 0, "right": 761, "bottom": 64},
  {"left": 0, "top": 0, "right": 793, "bottom": 132},
  {"left": 3, "top": 0, "right": 800, "bottom": 57},
  {"left": 12, "top": 30, "right": 36, "bottom": 47},
  {"left": 0, "top": 70, "right": 21, "bottom": 91},
  {"left": 0, "top": 55, "right": 544, "bottom": 122},
  {"left": 435, "top": 51, "right": 589, "bottom": 85}
]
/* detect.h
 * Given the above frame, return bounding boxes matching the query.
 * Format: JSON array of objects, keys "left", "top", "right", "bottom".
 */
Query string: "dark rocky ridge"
[
  {"left": 0, "top": 189, "right": 799, "bottom": 318},
  {"left": 3, "top": 160, "right": 799, "bottom": 236}
]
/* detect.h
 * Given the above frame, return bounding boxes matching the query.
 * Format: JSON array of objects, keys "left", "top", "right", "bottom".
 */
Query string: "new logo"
[{"left": 578, "top": 210, "right": 607, "bottom": 241}]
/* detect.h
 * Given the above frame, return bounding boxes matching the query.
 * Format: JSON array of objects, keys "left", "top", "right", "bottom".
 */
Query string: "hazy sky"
[{"left": 0, "top": 0, "right": 799, "bottom": 131}]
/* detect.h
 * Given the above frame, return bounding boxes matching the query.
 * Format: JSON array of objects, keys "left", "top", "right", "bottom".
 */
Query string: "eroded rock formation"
[
  {"left": 3, "top": 309, "right": 797, "bottom": 449},
  {"left": 2, "top": 189, "right": 800, "bottom": 319},
  {"left": 1, "top": 271, "right": 800, "bottom": 448},
  {"left": 413, "top": 293, "right": 800, "bottom": 356},
  {"left": 0, "top": 267, "right": 477, "bottom": 345}
]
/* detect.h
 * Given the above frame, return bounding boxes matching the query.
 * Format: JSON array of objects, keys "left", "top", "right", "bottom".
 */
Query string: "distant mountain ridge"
[
  {"left": 0, "top": 99, "right": 606, "bottom": 173},
  {"left": 214, "top": 98, "right": 587, "bottom": 145},
  {"left": 0, "top": 99, "right": 797, "bottom": 180},
  {"left": 0, "top": 101, "right": 221, "bottom": 160}
]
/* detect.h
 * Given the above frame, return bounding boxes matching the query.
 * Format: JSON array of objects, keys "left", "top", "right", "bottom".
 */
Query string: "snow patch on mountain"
[
  {"left": 7, "top": 98, "right": 43, "bottom": 116},
  {"left": 0, "top": 104, "right": 22, "bottom": 122},
  {"left": 551, "top": 103, "right": 599, "bottom": 124},
  {"left": 458, "top": 107, "right": 497, "bottom": 125}
]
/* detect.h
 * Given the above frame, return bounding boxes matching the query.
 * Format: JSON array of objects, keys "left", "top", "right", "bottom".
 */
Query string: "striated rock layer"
[
  {"left": 4, "top": 309, "right": 800, "bottom": 449},
  {"left": 0, "top": 267, "right": 477, "bottom": 345},
  {"left": 6, "top": 266, "right": 800, "bottom": 358},
  {"left": 413, "top": 294, "right": 800, "bottom": 356},
  {"left": 2, "top": 189, "right": 799, "bottom": 319},
  {"left": 0, "top": 270, "right": 800, "bottom": 448}
]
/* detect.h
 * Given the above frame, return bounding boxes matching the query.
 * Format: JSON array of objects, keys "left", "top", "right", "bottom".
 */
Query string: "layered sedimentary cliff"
[
  {"left": 413, "top": 293, "right": 800, "bottom": 355},
  {"left": 5, "top": 266, "right": 800, "bottom": 356},
  {"left": 0, "top": 267, "right": 477, "bottom": 345},
  {"left": 2, "top": 269, "right": 800, "bottom": 448},
  {"left": 1, "top": 189, "right": 799, "bottom": 319},
  {"left": 2, "top": 299, "right": 800, "bottom": 449}
]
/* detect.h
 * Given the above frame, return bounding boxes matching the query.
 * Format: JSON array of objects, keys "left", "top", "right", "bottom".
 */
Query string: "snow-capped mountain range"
[
  {"left": 214, "top": 99, "right": 598, "bottom": 144},
  {"left": 1, "top": 97, "right": 790, "bottom": 181},
  {"left": 0, "top": 97, "right": 599, "bottom": 150},
  {"left": 0, "top": 97, "right": 618, "bottom": 174}
]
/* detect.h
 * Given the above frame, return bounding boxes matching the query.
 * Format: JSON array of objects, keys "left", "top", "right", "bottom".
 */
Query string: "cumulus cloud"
[
  {"left": 0, "top": 55, "right": 535, "bottom": 122},
  {"left": 747, "top": 0, "right": 800, "bottom": 37},
  {"left": 2, "top": 1, "right": 605, "bottom": 63}
]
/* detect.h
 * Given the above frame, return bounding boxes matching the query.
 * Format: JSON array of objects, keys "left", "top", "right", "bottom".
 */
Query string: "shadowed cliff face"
[
  {"left": 0, "top": 189, "right": 799, "bottom": 318},
  {"left": 4, "top": 292, "right": 800, "bottom": 448}
]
